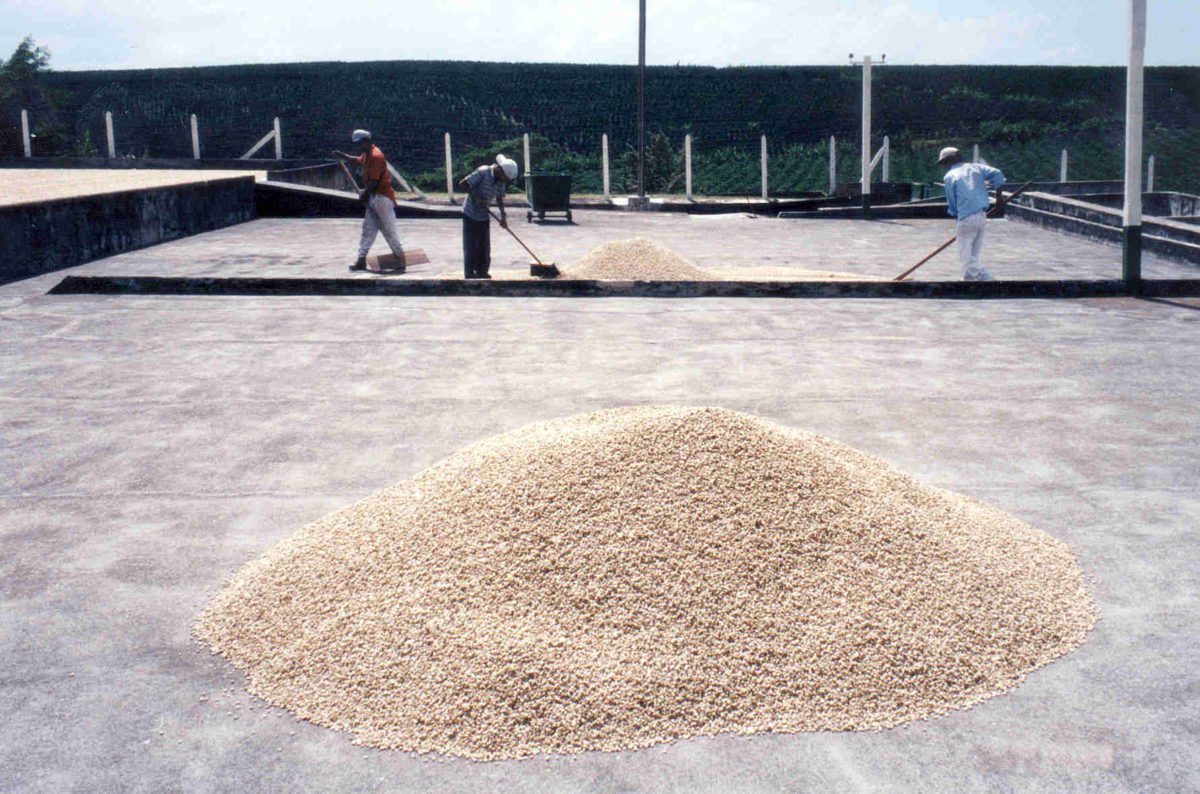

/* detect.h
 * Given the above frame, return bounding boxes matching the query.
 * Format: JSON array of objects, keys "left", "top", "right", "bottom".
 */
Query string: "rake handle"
[{"left": 488, "top": 208, "right": 544, "bottom": 265}]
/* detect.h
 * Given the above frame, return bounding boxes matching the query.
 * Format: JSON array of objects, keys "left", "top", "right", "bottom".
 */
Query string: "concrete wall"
[
  {"left": 0, "top": 156, "right": 328, "bottom": 171},
  {"left": 1061, "top": 192, "right": 1200, "bottom": 218},
  {"left": 267, "top": 163, "right": 356, "bottom": 192},
  {"left": 1007, "top": 191, "right": 1200, "bottom": 266},
  {"left": 1, "top": 176, "right": 255, "bottom": 284}
]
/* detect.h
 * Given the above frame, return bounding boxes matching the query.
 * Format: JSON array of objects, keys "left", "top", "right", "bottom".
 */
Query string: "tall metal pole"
[
  {"left": 637, "top": 0, "right": 646, "bottom": 200},
  {"left": 861, "top": 55, "right": 871, "bottom": 214},
  {"left": 1123, "top": 0, "right": 1146, "bottom": 294}
]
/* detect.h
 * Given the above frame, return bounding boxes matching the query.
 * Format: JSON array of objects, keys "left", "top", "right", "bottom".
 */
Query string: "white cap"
[
  {"left": 496, "top": 154, "right": 518, "bottom": 180},
  {"left": 351, "top": 129, "right": 371, "bottom": 143},
  {"left": 937, "top": 147, "right": 959, "bottom": 164}
]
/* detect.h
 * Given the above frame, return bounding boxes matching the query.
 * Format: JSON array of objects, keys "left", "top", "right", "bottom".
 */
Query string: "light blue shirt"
[{"left": 944, "top": 162, "right": 1005, "bottom": 219}]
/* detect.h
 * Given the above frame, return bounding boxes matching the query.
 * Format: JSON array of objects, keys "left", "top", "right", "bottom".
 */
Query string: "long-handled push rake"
[
  {"left": 893, "top": 180, "right": 1034, "bottom": 282},
  {"left": 488, "top": 208, "right": 560, "bottom": 278}
]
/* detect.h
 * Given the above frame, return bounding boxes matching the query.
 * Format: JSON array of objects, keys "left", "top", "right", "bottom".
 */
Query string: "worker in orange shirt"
[{"left": 332, "top": 130, "right": 406, "bottom": 271}]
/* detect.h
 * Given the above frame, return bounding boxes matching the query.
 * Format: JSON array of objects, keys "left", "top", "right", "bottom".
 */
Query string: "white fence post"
[
  {"left": 882, "top": 135, "right": 889, "bottom": 183},
  {"left": 1061, "top": 149, "right": 1068, "bottom": 182},
  {"left": 602, "top": 134, "right": 610, "bottom": 200},
  {"left": 105, "top": 111, "right": 115, "bottom": 158},
  {"left": 273, "top": 117, "right": 282, "bottom": 159},
  {"left": 1147, "top": 154, "right": 1154, "bottom": 192},
  {"left": 685, "top": 134, "right": 693, "bottom": 201},
  {"left": 21, "top": 109, "right": 31, "bottom": 157},
  {"left": 972, "top": 143, "right": 980, "bottom": 164},
  {"left": 761, "top": 135, "right": 768, "bottom": 200},
  {"left": 191, "top": 114, "right": 200, "bottom": 159},
  {"left": 523, "top": 133, "right": 531, "bottom": 176},
  {"left": 829, "top": 136, "right": 836, "bottom": 195},
  {"left": 444, "top": 132, "right": 454, "bottom": 202}
]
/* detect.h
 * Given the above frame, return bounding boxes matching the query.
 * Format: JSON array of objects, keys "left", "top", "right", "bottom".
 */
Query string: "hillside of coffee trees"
[{"left": 11, "top": 60, "right": 1200, "bottom": 194}]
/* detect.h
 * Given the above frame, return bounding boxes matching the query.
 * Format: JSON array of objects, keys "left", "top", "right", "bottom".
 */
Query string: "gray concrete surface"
[
  {"left": 2, "top": 212, "right": 1199, "bottom": 793},
  {"left": 8, "top": 209, "right": 1197, "bottom": 287}
]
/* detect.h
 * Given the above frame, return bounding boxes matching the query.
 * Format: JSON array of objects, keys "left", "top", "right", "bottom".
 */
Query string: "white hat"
[
  {"left": 496, "top": 154, "right": 518, "bottom": 180},
  {"left": 937, "top": 147, "right": 959, "bottom": 164},
  {"left": 351, "top": 129, "right": 371, "bottom": 143}
]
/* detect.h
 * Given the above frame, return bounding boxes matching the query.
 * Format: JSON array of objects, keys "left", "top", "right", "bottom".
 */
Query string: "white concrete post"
[
  {"left": 21, "top": 109, "right": 31, "bottom": 157},
  {"left": 523, "top": 133, "right": 531, "bottom": 176},
  {"left": 761, "top": 135, "right": 768, "bottom": 200},
  {"left": 1147, "top": 154, "right": 1155, "bottom": 192},
  {"left": 685, "top": 134, "right": 693, "bottom": 201},
  {"left": 861, "top": 55, "right": 872, "bottom": 208},
  {"left": 829, "top": 136, "right": 836, "bottom": 195},
  {"left": 1060, "top": 149, "right": 1068, "bottom": 182},
  {"left": 1123, "top": 0, "right": 1146, "bottom": 288},
  {"left": 105, "top": 112, "right": 115, "bottom": 158},
  {"left": 191, "top": 114, "right": 200, "bottom": 159},
  {"left": 882, "top": 135, "right": 889, "bottom": 183},
  {"left": 602, "top": 134, "right": 610, "bottom": 200},
  {"left": 273, "top": 117, "right": 282, "bottom": 159},
  {"left": 972, "top": 143, "right": 980, "bottom": 164},
  {"left": 444, "top": 132, "right": 454, "bottom": 202}
]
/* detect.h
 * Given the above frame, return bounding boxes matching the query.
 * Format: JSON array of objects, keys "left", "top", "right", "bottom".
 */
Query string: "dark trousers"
[{"left": 462, "top": 217, "right": 490, "bottom": 277}]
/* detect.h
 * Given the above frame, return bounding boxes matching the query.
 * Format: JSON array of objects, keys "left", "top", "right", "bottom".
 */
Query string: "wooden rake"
[{"left": 893, "top": 179, "right": 1034, "bottom": 281}]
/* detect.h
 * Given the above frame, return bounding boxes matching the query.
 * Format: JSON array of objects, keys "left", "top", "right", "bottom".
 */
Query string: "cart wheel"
[
  {"left": 526, "top": 211, "right": 532, "bottom": 223},
  {"left": 539, "top": 211, "right": 545, "bottom": 220},
  {"left": 567, "top": 210, "right": 573, "bottom": 222}
]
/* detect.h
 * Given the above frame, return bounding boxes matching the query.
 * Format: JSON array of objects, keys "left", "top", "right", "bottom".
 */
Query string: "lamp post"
[
  {"left": 849, "top": 53, "right": 885, "bottom": 215},
  {"left": 1122, "top": 0, "right": 1146, "bottom": 294},
  {"left": 637, "top": 0, "right": 646, "bottom": 203}
]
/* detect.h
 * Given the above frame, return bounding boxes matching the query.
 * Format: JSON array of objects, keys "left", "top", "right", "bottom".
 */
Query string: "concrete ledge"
[
  {"left": 779, "top": 204, "right": 950, "bottom": 220},
  {"left": 1008, "top": 192, "right": 1200, "bottom": 265},
  {"left": 0, "top": 156, "right": 327, "bottom": 171},
  {"left": 253, "top": 182, "right": 461, "bottom": 219},
  {"left": 47, "top": 275, "right": 1200, "bottom": 299},
  {"left": 1, "top": 176, "right": 256, "bottom": 284}
]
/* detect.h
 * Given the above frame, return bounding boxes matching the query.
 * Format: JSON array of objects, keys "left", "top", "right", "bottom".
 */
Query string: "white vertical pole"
[
  {"left": 523, "top": 133, "right": 531, "bottom": 176},
  {"left": 861, "top": 55, "right": 871, "bottom": 210},
  {"left": 972, "top": 143, "right": 980, "bottom": 164},
  {"left": 444, "top": 132, "right": 454, "bottom": 202},
  {"left": 829, "top": 135, "right": 836, "bottom": 195},
  {"left": 105, "top": 112, "right": 115, "bottom": 158},
  {"left": 761, "top": 135, "right": 768, "bottom": 200},
  {"left": 602, "top": 134, "right": 610, "bottom": 200},
  {"left": 685, "top": 134, "right": 693, "bottom": 201},
  {"left": 1060, "top": 149, "right": 1068, "bottom": 182},
  {"left": 191, "top": 114, "right": 200, "bottom": 159},
  {"left": 21, "top": 110, "right": 31, "bottom": 157},
  {"left": 882, "top": 135, "right": 890, "bottom": 183},
  {"left": 1123, "top": 0, "right": 1146, "bottom": 290},
  {"left": 1147, "top": 154, "right": 1154, "bottom": 192},
  {"left": 273, "top": 117, "right": 282, "bottom": 159}
]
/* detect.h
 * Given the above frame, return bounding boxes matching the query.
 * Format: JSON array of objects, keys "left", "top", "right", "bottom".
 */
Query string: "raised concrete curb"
[
  {"left": 47, "top": 275, "right": 1200, "bottom": 299},
  {"left": 0, "top": 176, "right": 255, "bottom": 284}
]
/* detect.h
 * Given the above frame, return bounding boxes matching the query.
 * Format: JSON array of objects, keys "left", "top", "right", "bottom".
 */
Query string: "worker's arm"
[
  {"left": 496, "top": 194, "right": 507, "bottom": 228},
  {"left": 979, "top": 164, "right": 1006, "bottom": 189},
  {"left": 944, "top": 177, "right": 958, "bottom": 218}
]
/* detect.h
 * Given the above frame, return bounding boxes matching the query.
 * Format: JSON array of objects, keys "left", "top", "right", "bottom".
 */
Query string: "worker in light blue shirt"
[{"left": 940, "top": 147, "right": 1006, "bottom": 281}]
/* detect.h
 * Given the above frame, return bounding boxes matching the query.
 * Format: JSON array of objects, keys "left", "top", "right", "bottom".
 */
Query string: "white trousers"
[
  {"left": 956, "top": 210, "right": 993, "bottom": 281},
  {"left": 358, "top": 194, "right": 404, "bottom": 258}
]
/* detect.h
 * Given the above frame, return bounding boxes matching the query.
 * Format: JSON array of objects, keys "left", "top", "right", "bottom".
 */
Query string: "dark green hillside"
[{"left": 14, "top": 60, "right": 1200, "bottom": 193}]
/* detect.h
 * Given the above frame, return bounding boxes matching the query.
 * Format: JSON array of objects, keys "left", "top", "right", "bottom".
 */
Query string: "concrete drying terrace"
[
  {"left": 15, "top": 207, "right": 1196, "bottom": 284},
  {"left": 2, "top": 209, "right": 1199, "bottom": 793}
]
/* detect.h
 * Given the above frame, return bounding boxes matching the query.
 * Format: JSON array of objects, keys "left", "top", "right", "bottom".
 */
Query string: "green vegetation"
[
  {"left": 0, "top": 37, "right": 67, "bottom": 155},
  {"left": 5, "top": 52, "right": 1198, "bottom": 194}
]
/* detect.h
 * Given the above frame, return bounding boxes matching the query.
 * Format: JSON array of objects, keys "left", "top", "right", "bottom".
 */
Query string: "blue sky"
[{"left": 3, "top": 0, "right": 1195, "bottom": 71}]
